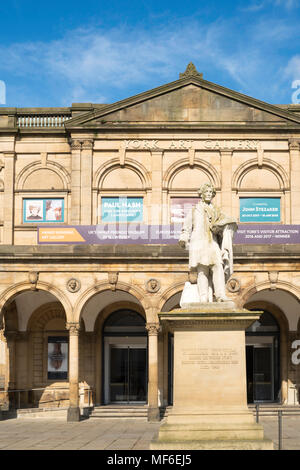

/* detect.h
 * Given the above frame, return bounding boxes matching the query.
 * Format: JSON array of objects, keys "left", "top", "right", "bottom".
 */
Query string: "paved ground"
[{"left": 0, "top": 415, "right": 299, "bottom": 450}]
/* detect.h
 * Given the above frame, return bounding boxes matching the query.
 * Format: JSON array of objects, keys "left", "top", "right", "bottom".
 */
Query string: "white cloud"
[{"left": 0, "top": 15, "right": 298, "bottom": 105}]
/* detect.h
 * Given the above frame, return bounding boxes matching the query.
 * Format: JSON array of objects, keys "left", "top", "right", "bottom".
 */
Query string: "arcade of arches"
[
  {"left": 1, "top": 67, "right": 300, "bottom": 421},
  {"left": 0, "top": 283, "right": 299, "bottom": 420}
]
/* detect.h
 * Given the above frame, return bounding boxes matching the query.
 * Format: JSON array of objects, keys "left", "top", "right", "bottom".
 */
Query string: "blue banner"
[
  {"left": 240, "top": 197, "right": 280, "bottom": 222},
  {"left": 101, "top": 197, "right": 143, "bottom": 222}
]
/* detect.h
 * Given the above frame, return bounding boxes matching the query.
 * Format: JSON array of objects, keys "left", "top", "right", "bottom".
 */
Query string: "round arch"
[
  {"left": 27, "top": 301, "right": 66, "bottom": 331},
  {"left": 74, "top": 281, "right": 150, "bottom": 326},
  {"left": 16, "top": 161, "right": 71, "bottom": 191},
  {"left": 158, "top": 282, "right": 185, "bottom": 311},
  {"left": 243, "top": 296, "right": 290, "bottom": 404},
  {"left": 93, "top": 158, "right": 151, "bottom": 190},
  {"left": 232, "top": 158, "right": 289, "bottom": 191},
  {"left": 162, "top": 158, "right": 221, "bottom": 191},
  {"left": 0, "top": 281, "right": 72, "bottom": 325}
]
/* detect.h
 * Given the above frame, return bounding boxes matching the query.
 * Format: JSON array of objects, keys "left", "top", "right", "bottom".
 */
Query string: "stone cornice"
[{"left": 0, "top": 244, "right": 298, "bottom": 263}]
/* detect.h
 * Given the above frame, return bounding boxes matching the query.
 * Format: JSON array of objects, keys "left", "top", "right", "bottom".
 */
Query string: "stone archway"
[{"left": 244, "top": 296, "right": 291, "bottom": 404}]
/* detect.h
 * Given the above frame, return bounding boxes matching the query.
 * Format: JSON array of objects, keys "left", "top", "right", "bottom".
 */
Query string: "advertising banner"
[
  {"left": 240, "top": 197, "right": 280, "bottom": 223},
  {"left": 47, "top": 337, "right": 68, "bottom": 380},
  {"left": 101, "top": 197, "right": 143, "bottom": 222},
  {"left": 23, "top": 198, "right": 64, "bottom": 223},
  {"left": 170, "top": 198, "right": 200, "bottom": 223},
  {"left": 38, "top": 224, "right": 300, "bottom": 245}
]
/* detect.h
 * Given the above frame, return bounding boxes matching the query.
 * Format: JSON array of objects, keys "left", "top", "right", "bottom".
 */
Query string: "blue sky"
[{"left": 1, "top": 0, "right": 300, "bottom": 107}]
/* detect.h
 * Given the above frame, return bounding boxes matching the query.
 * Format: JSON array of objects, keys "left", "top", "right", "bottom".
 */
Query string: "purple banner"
[
  {"left": 234, "top": 225, "right": 300, "bottom": 244},
  {"left": 38, "top": 224, "right": 300, "bottom": 245}
]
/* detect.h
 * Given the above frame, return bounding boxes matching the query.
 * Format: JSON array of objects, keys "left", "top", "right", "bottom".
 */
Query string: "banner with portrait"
[
  {"left": 48, "top": 336, "right": 68, "bottom": 380},
  {"left": 23, "top": 198, "right": 64, "bottom": 223}
]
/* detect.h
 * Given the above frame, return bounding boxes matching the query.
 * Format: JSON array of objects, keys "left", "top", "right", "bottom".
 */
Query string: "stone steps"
[{"left": 89, "top": 405, "right": 149, "bottom": 419}]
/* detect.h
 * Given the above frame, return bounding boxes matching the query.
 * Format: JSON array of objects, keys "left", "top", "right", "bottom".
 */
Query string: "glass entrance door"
[
  {"left": 109, "top": 346, "right": 147, "bottom": 403},
  {"left": 246, "top": 343, "right": 277, "bottom": 402}
]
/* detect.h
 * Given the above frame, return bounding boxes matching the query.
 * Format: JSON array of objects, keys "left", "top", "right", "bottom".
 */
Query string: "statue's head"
[{"left": 198, "top": 183, "right": 216, "bottom": 202}]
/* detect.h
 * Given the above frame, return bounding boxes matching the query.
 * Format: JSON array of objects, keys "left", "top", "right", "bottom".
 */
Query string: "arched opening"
[
  {"left": 246, "top": 310, "right": 280, "bottom": 403},
  {"left": 0, "top": 290, "right": 68, "bottom": 410},
  {"left": 102, "top": 309, "right": 147, "bottom": 404}
]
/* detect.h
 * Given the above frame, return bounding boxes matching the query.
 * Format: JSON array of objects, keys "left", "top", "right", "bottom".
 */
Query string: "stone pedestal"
[{"left": 150, "top": 303, "right": 274, "bottom": 450}]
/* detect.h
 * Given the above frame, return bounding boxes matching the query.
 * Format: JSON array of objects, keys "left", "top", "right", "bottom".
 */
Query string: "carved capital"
[
  {"left": 145, "top": 323, "right": 161, "bottom": 336},
  {"left": 81, "top": 139, "right": 94, "bottom": 150},
  {"left": 66, "top": 322, "right": 80, "bottom": 335},
  {"left": 70, "top": 139, "right": 82, "bottom": 151},
  {"left": 289, "top": 139, "right": 300, "bottom": 151}
]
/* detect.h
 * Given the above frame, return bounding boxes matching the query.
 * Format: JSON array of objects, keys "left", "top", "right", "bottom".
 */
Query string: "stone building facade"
[{"left": 0, "top": 64, "right": 300, "bottom": 420}]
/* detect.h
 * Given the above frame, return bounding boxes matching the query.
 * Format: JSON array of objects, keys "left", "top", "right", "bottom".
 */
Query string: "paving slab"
[{"left": 0, "top": 416, "right": 299, "bottom": 450}]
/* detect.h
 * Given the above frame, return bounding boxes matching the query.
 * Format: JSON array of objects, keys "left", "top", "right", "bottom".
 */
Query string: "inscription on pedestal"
[{"left": 182, "top": 348, "right": 239, "bottom": 370}]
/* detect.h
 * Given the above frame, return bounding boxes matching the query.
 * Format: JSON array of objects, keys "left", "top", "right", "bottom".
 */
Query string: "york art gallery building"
[{"left": 0, "top": 64, "right": 300, "bottom": 421}]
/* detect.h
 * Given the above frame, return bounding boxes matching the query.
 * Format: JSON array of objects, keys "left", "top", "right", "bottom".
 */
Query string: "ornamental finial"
[{"left": 179, "top": 62, "right": 203, "bottom": 79}]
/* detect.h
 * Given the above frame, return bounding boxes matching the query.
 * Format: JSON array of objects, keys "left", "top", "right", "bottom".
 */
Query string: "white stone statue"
[{"left": 178, "top": 183, "right": 237, "bottom": 305}]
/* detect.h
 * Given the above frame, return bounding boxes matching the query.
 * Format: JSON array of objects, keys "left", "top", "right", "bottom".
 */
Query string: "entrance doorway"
[
  {"left": 103, "top": 309, "right": 147, "bottom": 404},
  {"left": 109, "top": 345, "right": 146, "bottom": 402},
  {"left": 246, "top": 311, "right": 280, "bottom": 403}
]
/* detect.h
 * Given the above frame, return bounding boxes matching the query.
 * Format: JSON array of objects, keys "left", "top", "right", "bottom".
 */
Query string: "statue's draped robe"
[{"left": 179, "top": 201, "right": 237, "bottom": 282}]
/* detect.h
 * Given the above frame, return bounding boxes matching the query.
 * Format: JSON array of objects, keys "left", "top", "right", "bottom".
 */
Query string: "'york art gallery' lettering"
[{"left": 123, "top": 139, "right": 260, "bottom": 150}]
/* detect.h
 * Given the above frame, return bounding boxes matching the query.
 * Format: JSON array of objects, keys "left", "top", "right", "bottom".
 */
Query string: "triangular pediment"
[{"left": 66, "top": 71, "right": 300, "bottom": 128}]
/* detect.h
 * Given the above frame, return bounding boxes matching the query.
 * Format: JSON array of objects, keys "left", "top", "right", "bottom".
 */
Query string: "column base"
[
  {"left": 67, "top": 407, "right": 80, "bottom": 422},
  {"left": 148, "top": 407, "right": 160, "bottom": 422}
]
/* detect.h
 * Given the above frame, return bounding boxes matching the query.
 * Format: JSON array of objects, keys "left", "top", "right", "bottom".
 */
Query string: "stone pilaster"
[
  {"left": 5, "top": 331, "right": 17, "bottom": 391},
  {"left": 70, "top": 139, "right": 82, "bottom": 224},
  {"left": 3, "top": 151, "right": 15, "bottom": 244},
  {"left": 220, "top": 150, "right": 233, "bottom": 216},
  {"left": 66, "top": 322, "right": 80, "bottom": 422},
  {"left": 150, "top": 151, "right": 163, "bottom": 224},
  {"left": 146, "top": 322, "right": 160, "bottom": 422},
  {"left": 289, "top": 139, "right": 300, "bottom": 223},
  {"left": 80, "top": 139, "right": 93, "bottom": 225}
]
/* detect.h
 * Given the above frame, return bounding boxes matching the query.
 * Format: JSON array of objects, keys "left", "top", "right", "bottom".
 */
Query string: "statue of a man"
[{"left": 179, "top": 183, "right": 237, "bottom": 303}]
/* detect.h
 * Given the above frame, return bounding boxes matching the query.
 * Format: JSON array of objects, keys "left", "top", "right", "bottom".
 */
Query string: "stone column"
[
  {"left": 220, "top": 150, "right": 233, "bottom": 216},
  {"left": 289, "top": 139, "right": 300, "bottom": 223},
  {"left": 146, "top": 322, "right": 160, "bottom": 422},
  {"left": 66, "top": 322, "right": 80, "bottom": 422},
  {"left": 70, "top": 139, "right": 82, "bottom": 225},
  {"left": 80, "top": 139, "right": 93, "bottom": 225},
  {"left": 3, "top": 151, "right": 15, "bottom": 244}
]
